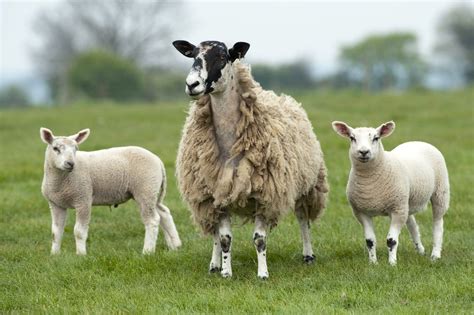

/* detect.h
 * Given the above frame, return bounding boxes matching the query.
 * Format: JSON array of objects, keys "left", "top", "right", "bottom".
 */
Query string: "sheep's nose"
[
  {"left": 65, "top": 161, "right": 75, "bottom": 169},
  {"left": 359, "top": 150, "right": 369, "bottom": 157},
  {"left": 186, "top": 81, "right": 200, "bottom": 90}
]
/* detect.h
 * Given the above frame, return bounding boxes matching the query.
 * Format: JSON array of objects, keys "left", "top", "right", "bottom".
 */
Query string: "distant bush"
[
  {"left": 68, "top": 51, "right": 145, "bottom": 102},
  {"left": 0, "top": 85, "right": 31, "bottom": 108},
  {"left": 251, "top": 60, "right": 316, "bottom": 91}
]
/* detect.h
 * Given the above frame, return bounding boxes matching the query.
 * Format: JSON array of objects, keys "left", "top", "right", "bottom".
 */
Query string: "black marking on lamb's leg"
[
  {"left": 387, "top": 238, "right": 397, "bottom": 251},
  {"left": 220, "top": 235, "right": 231, "bottom": 253},
  {"left": 253, "top": 233, "right": 266, "bottom": 253},
  {"left": 303, "top": 254, "right": 316, "bottom": 264},
  {"left": 366, "top": 239, "right": 374, "bottom": 249},
  {"left": 209, "top": 267, "right": 221, "bottom": 273}
]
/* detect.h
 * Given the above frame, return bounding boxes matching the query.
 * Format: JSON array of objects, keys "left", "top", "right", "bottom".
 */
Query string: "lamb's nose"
[
  {"left": 359, "top": 150, "right": 369, "bottom": 157},
  {"left": 65, "top": 161, "right": 75, "bottom": 169},
  {"left": 187, "top": 81, "right": 200, "bottom": 90}
]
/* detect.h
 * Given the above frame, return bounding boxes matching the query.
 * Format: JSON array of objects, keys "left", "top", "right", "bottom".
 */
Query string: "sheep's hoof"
[
  {"left": 221, "top": 271, "right": 232, "bottom": 278},
  {"left": 388, "top": 260, "right": 397, "bottom": 266},
  {"left": 209, "top": 267, "right": 221, "bottom": 274},
  {"left": 303, "top": 254, "right": 316, "bottom": 264},
  {"left": 369, "top": 260, "right": 378, "bottom": 265}
]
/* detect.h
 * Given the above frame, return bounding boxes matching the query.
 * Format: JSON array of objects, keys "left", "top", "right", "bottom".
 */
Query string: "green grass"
[{"left": 1, "top": 90, "right": 473, "bottom": 313}]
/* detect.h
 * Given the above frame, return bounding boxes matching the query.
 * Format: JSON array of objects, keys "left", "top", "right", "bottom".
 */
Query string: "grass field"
[{"left": 1, "top": 89, "right": 473, "bottom": 313}]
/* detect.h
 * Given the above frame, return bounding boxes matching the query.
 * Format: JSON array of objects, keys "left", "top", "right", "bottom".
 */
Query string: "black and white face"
[
  {"left": 172, "top": 40, "right": 250, "bottom": 99},
  {"left": 332, "top": 121, "right": 395, "bottom": 163}
]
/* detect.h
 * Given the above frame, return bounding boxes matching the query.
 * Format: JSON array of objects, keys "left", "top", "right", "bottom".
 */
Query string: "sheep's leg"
[
  {"left": 157, "top": 203, "right": 182, "bottom": 250},
  {"left": 431, "top": 191, "right": 448, "bottom": 261},
  {"left": 354, "top": 212, "right": 377, "bottom": 264},
  {"left": 218, "top": 215, "right": 232, "bottom": 278},
  {"left": 138, "top": 201, "right": 160, "bottom": 255},
  {"left": 209, "top": 231, "right": 222, "bottom": 273},
  {"left": 50, "top": 203, "right": 67, "bottom": 255},
  {"left": 387, "top": 211, "right": 408, "bottom": 266},
  {"left": 406, "top": 215, "right": 425, "bottom": 255},
  {"left": 295, "top": 209, "right": 315, "bottom": 264},
  {"left": 253, "top": 215, "right": 269, "bottom": 279},
  {"left": 74, "top": 205, "right": 91, "bottom": 255}
]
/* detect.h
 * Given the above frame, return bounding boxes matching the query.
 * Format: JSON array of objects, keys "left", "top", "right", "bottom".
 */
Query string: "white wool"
[
  {"left": 333, "top": 121, "right": 450, "bottom": 265},
  {"left": 40, "top": 128, "right": 181, "bottom": 255}
]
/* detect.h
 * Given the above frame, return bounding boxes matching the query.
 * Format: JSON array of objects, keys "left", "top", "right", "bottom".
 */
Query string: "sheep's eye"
[
  {"left": 53, "top": 147, "right": 60, "bottom": 153},
  {"left": 373, "top": 136, "right": 380, "bottom": 142},
  {"left": 349, "top": 136, "right": 356, "bottom": 142}
]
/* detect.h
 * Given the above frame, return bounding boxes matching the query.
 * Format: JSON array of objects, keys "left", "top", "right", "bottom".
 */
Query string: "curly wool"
[{"left": 177, "top": 60, "right": 328, "bottom": 234}]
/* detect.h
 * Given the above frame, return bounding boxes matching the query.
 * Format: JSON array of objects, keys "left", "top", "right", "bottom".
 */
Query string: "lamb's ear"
[
  {"left": 70, "top": 128, "right": 90, "bottom": 145},
  {"left": 332, "top": 121, "right": 353, "bottom": 138},
  {"left": 172, "top": 40, "right": 197, "bottom": 58},
  {"left": 377, "top": 121, "right": 395, "bottom": 138},
  {"left": 40, "top": 127, "right": 55, "bottom": 144},
  {"left": 229, "top": 42, "right": 250, "bottom": 62}
]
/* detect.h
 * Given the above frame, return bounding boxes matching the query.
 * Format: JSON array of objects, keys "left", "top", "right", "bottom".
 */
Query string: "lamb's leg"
[
  {"left": 354, "top": 212, "right": 377, "bottom": 264},
  {"left": 431, "top": 217, "right": 444, "bottom": 260},
  {"left": 157, "top": 203, "right": 182, "bottom": 250},
  {"left": 431, "top": 190, "right": 449, "bottom": 261},
  {"left": 295, "top": 209, "right": 315, "bottom": 264},
  {"left": 253, "top": 215, "right": 269, "bottom": 279},
  {"left": 209, "top": 231, "right": 222, "bottom": 273},
  {"left": 218, "top": 214, "right": 232, "bottom": 278},
  {"left": 50, "top": 203, "right": 67, "bottom": 255},
  {"left": 138, "top": 201, "right": 160, "bottom": 255},
  {"left": 387, "top": 211, "right": 408, "bottom": 266},
  {"left": 74, "top": 205, "right": 91, "bottom": 255},
  {"left": 406, "top": 215, "right": 425, "bottom": 255}
]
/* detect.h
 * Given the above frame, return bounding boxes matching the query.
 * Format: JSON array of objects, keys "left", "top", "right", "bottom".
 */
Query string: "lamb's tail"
[
  {"left": 157, "top": 160, "right": 167, "bottom": 204},
  {"left": 301, "top": 161, "right": 329, "bottom": 221}
]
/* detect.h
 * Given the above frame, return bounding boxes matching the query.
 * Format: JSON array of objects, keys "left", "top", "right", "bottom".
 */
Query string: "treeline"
[{"left": 1, "top": 1, "right": 472, "bottom": 107}]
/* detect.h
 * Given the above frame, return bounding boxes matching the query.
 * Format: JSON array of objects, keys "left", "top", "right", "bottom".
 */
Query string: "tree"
[
  {"left": 339, "top": 33, "right": 426, "bottom": 91},
  {"left": 68, "top": 51, "right": 145, "bottom": 102},
  {"left": 251, "top": 60, "right": 315, "bottom": 91},
  {"left": 32, "top": 0, "right": 181, "bottom": 103},
  {"left": 435, "top": 4, "right": 474, "bottom": 84},
  {"left": 0, "top": 85, "right": 31, "bottom": 108}
]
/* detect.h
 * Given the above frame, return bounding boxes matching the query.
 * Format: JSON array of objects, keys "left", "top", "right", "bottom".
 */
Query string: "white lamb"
[
  {"left": 332, "top": 121, "right": 450, "bottom": 265},
  {"left": 40, "top": 127, "right": 181, "bottom": 255}
]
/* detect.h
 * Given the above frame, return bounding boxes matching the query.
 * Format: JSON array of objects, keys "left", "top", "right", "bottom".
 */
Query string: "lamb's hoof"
[
  {"left": 221, "top": 270, "right": 232, "bottom": 278},
  {"left": 416, "top": 245, "right": 425, "bottom": 255},
  {"left": 431, "top": 254, "right": 441, "bottom": 261},
  {"left": 388, "top": 260, "right": 397, "bottom": 266},
  {"left": 258, "top": 273, "right": 269, "bottom": 280},
  {"left": 209, "top": 267, "right": 221, "bottom": 274},
  {"left": 303, "top": 254, "right": 316, "bottom": 264},
  {"left": 369, "top": 260, "right": 378, "bottom": 265}
]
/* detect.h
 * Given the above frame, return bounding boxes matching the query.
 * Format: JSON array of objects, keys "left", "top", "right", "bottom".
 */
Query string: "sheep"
[
  {"left": 172, "top": 40, "right": 329, "bottom": 279},
  {"left": 40, "top": 127, "right": 181, "bottom": 255},
  {"left": 332, "top": 120, "right": 450, "bottom": 265}
]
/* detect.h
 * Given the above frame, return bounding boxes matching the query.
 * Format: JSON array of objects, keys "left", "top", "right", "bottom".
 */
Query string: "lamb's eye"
[
  {"left": 373, "top": 136, "right": 380, "bottom": 142},
  {"left": 53, "top": 147, "right": 60, "bottom": 153},
  {"left": 350, "top": 136, "right": 356, "bottom": 142}
]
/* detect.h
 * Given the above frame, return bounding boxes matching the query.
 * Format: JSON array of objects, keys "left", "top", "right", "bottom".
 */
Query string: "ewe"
[
  {"left": 40, "top": 128, "right": 181, "bottom": 255},
  {"left": 173, "top": 40, "right": 328, "bottom": 279},
  {"left": 332, "top": 121, "right": 450, "bottom": 265}
]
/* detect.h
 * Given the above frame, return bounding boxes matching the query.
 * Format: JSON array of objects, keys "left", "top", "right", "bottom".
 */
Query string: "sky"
[{"left": 0, "top": 0, "right": 467, "bottom": 96}]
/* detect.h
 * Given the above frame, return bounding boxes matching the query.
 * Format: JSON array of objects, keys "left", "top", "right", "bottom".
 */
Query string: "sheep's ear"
[
  {"left": 70, "top": 128, "right": 90, "bottom": 145},
  {"left": 172, "top": 40, "right": 197, "bottom": 58},
  {"left": 229, "top": 42, "right": 250, "bottom": 62},
  {"left": 377, "top": 121, "right": 395, "bottom": 138},
  {"left": 332, "top": 121, "right": 352, "bottom": 138},
  {"left": 40, "top": 127, "right": 55, "bottom": 144}
]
